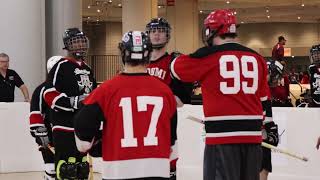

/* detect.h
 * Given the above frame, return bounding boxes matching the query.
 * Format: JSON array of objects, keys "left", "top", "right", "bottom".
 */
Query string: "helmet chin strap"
[{"left": 152, "top": 41, "right": 167, "bottom": 50}]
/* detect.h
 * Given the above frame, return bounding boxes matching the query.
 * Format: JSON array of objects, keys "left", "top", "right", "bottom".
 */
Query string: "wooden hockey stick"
[
  {"left": 47, "top": 144, "right": 55, "bottom": 154},
  {"left": 88, "top": 154, "right": 94, "bottom": 180},
  {"left": 261, "top": 142, "right": 308, "bottom": 162},
  {"left": 186, "top": 115, "right": 309, "bottom": 162}
]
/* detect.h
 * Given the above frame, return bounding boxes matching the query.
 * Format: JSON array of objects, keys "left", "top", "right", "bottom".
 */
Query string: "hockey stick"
[
  {"left": 88, "top": 154, "right": 94, "bottom": 180},
  {"left": 186, "top": 115, "right": 309, "bottom": 162},
  {"left": 261, "top": 142, "right": 308, "bottom": 162},
  {"left": 47, "top": 144, "right": 55, "bottom": 154}
]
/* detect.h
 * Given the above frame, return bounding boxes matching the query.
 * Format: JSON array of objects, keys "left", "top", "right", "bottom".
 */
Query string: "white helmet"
[{"left": 47, "top": 56, "right": 63, "bottom": 73}]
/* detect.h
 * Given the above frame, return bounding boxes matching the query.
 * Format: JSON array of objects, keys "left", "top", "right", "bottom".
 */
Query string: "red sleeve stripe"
[
  {"left": 43, "top": 88, "right": 61, "bottom": 107},
  {"left": 29, "top": 112, "right": 44, "bottom": 125}
]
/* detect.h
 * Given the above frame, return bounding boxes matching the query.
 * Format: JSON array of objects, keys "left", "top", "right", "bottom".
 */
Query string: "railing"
[{"left": 86, "top": 55, "right": 122, "bottom": 83}]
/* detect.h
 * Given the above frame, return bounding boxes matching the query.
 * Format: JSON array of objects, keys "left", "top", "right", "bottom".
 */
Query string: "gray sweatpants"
[{"left": 204, "top": 144, "right": 262, "bottom": 180}]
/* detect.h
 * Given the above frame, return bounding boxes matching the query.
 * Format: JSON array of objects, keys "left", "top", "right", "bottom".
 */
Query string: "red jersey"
[
  {"left": 272, "top": 43, "right": 284, "bottom": 61},
  {"left": 270, "top": 75, "right": 290, "bottom": 101},
  {"left": 171, "top": 43, "right": 270, "bottom": 145},
  {"left": 147, "top": 53, "right": 172, "bottom": 85},
  {"left": 74, "top": 73, "right": 177, "bottom": 179}
]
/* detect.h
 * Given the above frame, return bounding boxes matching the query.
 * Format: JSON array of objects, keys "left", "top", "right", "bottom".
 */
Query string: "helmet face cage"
[
  {"left": 146, "top": 18, "right": 171, "bottom": 48},
  {"left": 119, "top": 31, "right": 152, "bottom": 65},
  {"left": 63, "top": 28, "right": 89, "bottom": 59},
  {"left": 267, "top": 60, "right": 284, "bottom": 86},
  {"left": 310, "top": 45, "right": 320, "bottom": 65}
]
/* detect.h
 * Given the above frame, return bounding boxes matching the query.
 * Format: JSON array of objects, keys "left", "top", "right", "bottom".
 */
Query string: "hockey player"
[
  {"left": 43, "top": 28, "right": 97, "bottom": 180},
  {"left": 308, "top": 44, "right": 320, "bottom": 107},
  {"left": 145, "top": 17, "right": 193, "bottom": 105},
  {"left": 171, "top": 9, "right": 272, "bottom": 180},
  {"left": 260, "top": 60, "right": 281, "bottom": 180},
  {"left": 146, "top": 17, "right": 193, "bottom": 179},
  {"left": 74, "top": 31, "right": 178, "bottom": 180},
  {"left": 29, "top": 56, "right": 62, "bottom": 180}
]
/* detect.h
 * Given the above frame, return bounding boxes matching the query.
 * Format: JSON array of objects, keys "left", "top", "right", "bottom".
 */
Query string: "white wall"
[
  {"left": 1, "top": 103, "right": 320, "bottom": 180},
  {"left": 0, "top": 0, "right": 46, "bottom": 101}
]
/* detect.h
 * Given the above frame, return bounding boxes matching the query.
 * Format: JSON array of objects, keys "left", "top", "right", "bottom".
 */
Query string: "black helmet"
[
  {"left": 310, "top": 44, "right": 320, "bottom": 65},
  {"left": 267, "top": 60, "right": 284, "bottom": 86},
  {"left": 146, "top": 17, "right": 171, "bottom": 49},
  {"left": 119, "top": 31, "right": 152, "bottom": 65},
  {"left": 63, "top": 28, "right": 89, "bottom": 59}
]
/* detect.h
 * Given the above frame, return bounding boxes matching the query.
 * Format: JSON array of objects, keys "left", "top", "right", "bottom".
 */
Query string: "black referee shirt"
[{"left": 0, "top": 69, "right": 24, "bottom": 102}]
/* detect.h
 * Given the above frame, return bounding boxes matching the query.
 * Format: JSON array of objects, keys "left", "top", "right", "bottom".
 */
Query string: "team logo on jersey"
[
  {"left": 78, "top": 75, "right": 93, "bottom": 94},
  {"left": 74, "top": 68, "right": 90, "bottom": 75},
  {"left": 147, "top": 67, "right": 166, "bottom": 80}
]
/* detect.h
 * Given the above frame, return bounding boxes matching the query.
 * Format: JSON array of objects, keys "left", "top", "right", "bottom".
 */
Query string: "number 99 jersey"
[
  {"left": 74, "top": 73, "right": 177, "bottom": 179},
  {"left": 171, "top": 43, "right": 270, "bottom": 145}
]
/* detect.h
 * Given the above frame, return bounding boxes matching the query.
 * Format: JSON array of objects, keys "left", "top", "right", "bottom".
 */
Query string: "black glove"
[
  {"left": 70, "top": 94, "right": 88, "bottom": 109},
  {"left": 31, "top": 126, "right": 50, "bottom": 148},
  {"left": 264, "top": 121, "right": 279, "bottom": 146}
]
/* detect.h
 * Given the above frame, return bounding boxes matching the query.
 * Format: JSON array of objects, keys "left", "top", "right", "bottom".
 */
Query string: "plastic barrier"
[{"left": 1, "top": 103, "right": 320, "bottom": 180}]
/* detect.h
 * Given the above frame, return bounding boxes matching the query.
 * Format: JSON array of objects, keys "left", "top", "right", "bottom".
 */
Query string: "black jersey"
[
  {"left": 43, "top": 57, "right": 97, "bottom": 131},
  {"left": 309, "top": 64, "right": 320, "bottom": 105},
  {"left": 29, "top": 81, "right": 53, "bottom": 139}
]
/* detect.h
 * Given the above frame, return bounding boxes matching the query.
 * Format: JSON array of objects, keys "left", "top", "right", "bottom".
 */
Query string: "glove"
[
  {"left": 70, "top": 94, "right": 88, "bottom": 109},
  {"left": 31, "top": 126, "right": 50, "bottom": 148},
  {"left": 263, "top": 121, "right": 279, "bottom": 146}
]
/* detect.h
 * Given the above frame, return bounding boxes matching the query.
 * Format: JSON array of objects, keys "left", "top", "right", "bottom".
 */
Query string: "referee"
[{"left": 0, "top": 53, "right": 30, "bottom": 102}]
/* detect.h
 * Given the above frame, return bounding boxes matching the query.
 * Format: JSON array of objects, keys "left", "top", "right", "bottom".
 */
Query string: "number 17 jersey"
[
  {"left": 81, "top": 73, "right": 177, "bottom": 179},
  {"left": 171, "top": 43, "right": 270, "bottom": 145}
]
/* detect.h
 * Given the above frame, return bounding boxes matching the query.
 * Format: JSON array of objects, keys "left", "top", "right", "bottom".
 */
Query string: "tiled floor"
[{"left": 0, "top": 172, "right": 102, "bottom": 180}]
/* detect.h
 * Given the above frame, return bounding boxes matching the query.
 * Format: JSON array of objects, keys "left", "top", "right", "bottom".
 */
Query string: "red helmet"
[{"left": 203, "top": 9, "right": 237, "bottom": 45}]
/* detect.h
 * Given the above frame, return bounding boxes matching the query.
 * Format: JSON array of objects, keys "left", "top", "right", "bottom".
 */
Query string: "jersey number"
[
  {"left": 219, "top": 55, "right": 258, "bottom": 94},
  {"left": 119, "top": 96, "right": 163, "bottom": 148}
]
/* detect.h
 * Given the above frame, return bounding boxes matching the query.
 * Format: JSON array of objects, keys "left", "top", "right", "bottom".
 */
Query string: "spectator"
[
  {"left": 272, "top": 36, "right": 286, "bottom": 62},
  {"left": 300, "top": 71, "right": 310, "bottom": 84},
  {"left": 0, "top": 53, "right": 30, "bottom": 102}
]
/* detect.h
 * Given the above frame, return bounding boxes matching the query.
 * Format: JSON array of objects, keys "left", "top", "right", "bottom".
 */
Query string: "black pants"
[
  {"left": 261, "top": 146, "right": 272, "bottom": 172},
  {"left": 204, "top": 144, "right": 262, "bottom": 180},
  {"left": 53, "top": 131, "right": 86, "bottom": 167}
]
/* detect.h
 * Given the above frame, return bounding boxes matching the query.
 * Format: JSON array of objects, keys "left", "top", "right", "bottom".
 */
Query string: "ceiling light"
[
  {"left": 226, "top": 1, "right": 230, "bottom": 4},
  {"left": 118, "top": 3, "right": 122, "bottom": 7},
  {"left": 298, "top": 16, "right": 301, "bottom": 19},
  {"left": 200, "top": 10, "right": 203, "bottom": 13},
  {"left": 241, "top": 21, "right": 244, "bottom": 24},
  {"left": 267, "top": 15, "right": 270, "bottom": 18},
  {"left": 108, "top": 0, "right": 112, "bottom": 3},
  {"left": 87, "top": 5, "right": 91, "bottom": 9},
  {"left": 97, "top": 9, "right": 101, "bottom": 13},
  {"left": 292, "top": 56, "right": 295, "bottom": 58},
  {"left": 266, "top": 9, "right": 269, "bottom": 13},
  {"left": 301, "top": 4, "right": 305, "bottom": 7},
  {"left": 158, "top": 5, "right": 161, "bottom": 8}
]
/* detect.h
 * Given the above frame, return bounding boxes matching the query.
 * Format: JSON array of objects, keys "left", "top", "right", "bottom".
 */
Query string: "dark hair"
[
  {"left": 219, "top": 33, "right": 238, "bottom": 39},
  {"left": 278, "top": 36, "right": 286, "bottom": 42}
]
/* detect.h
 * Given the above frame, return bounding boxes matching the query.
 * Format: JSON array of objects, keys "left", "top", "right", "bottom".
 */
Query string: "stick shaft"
[
  {"left": 186, "top": 115, "right": 308, "bottom": 162},
  {"left": 88, "top": 154, "right": 94, "bottom": 180}
]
